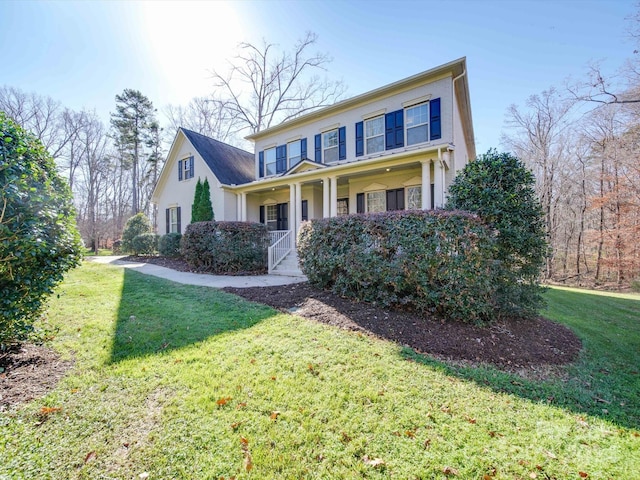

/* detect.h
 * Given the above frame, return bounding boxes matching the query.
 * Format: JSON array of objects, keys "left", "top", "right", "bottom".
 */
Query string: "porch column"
[
  {"left": 322, "top": 177, "right": 330, "bottom": 218},
  {"left": 289, "top": 184, "right": 296, "bottom": 237},
  {"left": 434, "top": 160, "right": 444, "bottom": 209},
  {"left": 240, "top": 193, "right": 247, "bottom": 221},
  {"left": 236, "top": 193, "right": 242, "bottom": 220},
  {"left": 330, "top": 176, "right": 338, "bottom": 217},
  {"left": 421, "top": 160, "right": 432, "bottom": 210}
]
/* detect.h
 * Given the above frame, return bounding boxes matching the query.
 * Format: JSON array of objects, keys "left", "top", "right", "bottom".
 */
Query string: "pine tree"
[
  {"left": 199, "top": 177, "right": 214, "bottom": 221},
  {"left": 191, "top": 178, "right": 203, "bottom": 222}
]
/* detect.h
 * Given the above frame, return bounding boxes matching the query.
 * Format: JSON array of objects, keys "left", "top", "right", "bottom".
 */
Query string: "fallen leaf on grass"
[
  {"left": 40, "top": 406, "right": 62, "bottom": 416},
  {"left": 216, "top": 397, "right": 232, "bottom": 406},
  {"left": 545, "top": 450, "right": 557, "bottom": 459},
  {"left": 243, "top": 451, "right": 253, "bottom": 472},
  {"left": 270, "top": 376, "right": 276, "bottom": 381},
  {"left": 578, "top": 472, "right": 589, "bottom": 478},
  {"left": 270, "top": 410, "right": 280, "bottom": 420},
  {"left": 231, "top": 421, "right": 244, "bottom": 431},
  {"left": 236, "top": 402, "right": 247, "bottom": 409},
  {"left": 362, "top": 455, "right": 385, "bottom": 468},
  {"left": 84, "top": 451, "right": 96, "bottom": 464},
  {"left": 442, "top": 466, "right": 459, "bottom": 475},
  {"left": 529, "top": 473, "right": 537, "bottom": 479}
]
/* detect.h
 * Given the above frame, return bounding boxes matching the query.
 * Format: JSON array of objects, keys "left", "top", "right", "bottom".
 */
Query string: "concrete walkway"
[{"left": 86, "top": 256, "right": 307, "bottom": 288}]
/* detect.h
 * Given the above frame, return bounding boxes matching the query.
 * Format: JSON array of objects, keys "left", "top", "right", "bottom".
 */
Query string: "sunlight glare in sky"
[{"left": 138, "top": 1, "right": 246, "bottom": 106}]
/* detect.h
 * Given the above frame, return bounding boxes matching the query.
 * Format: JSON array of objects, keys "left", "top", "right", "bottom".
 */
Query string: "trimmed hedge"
[
  {"left": 181, "top": 221, "right": 269, "bottom": 274},
  {"left": 131, "top": 233, "right": 158, "bottom": 256},
  {"left": 297, "top": 210, "right": 498, "bottom": 323},
  {"left": 158, "top": 233, "right": 182, "bottom": 257}
]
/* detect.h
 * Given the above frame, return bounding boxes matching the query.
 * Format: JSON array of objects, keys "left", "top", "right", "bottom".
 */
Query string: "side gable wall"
[{"left": 155, "top": 134, "right": 234, "bottom": 235}]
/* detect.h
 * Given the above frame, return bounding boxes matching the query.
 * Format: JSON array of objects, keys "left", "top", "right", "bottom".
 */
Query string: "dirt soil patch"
[{"left": 0, "top": 344, "right": 72, "bottom": 411}]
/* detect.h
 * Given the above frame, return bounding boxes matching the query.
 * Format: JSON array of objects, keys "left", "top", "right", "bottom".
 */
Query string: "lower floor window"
[
  {"left": 266, "top": 204, "right": 278, "bottom": 230},
  {"left": 337, "top": 198, "right": 349, "bottom": 216},
  {"left": 406, "top": 186, "right": 422, "bottom": 210},
  {"left": 167, "top": 206, "right": 181, "bottom": 233},
  {"left": 366, "top": 191, "right": 385, "bottom": 213}
]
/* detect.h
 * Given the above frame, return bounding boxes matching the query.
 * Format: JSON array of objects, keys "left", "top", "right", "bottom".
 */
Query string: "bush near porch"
[
  {"left": 181, "top": 221, "right": 269, "bottom": 274},
  {"left": 297, "top": 210, "right": 497, "bottom": 323}
]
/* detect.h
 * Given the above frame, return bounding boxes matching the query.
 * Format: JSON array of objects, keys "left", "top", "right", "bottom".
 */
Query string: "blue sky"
[{"left": 0, "top": 0, "right": 635, "bottom": 151}]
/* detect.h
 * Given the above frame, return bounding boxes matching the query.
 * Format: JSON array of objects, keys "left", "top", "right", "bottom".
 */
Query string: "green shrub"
[
  {"left": 191, "top": 177, "right": 214, "bottom": 222},
  {"left": 297, "top": 210, "right": 497, "bottom": 323},
  {"left": 158, "top": 233, "right": 182, "bottom": 257},
  {"left": 131, "top": 233, "right": 158, "bottom": 256},
  {"left": 0, "top": 112, "right": 83, "bottom": 346},
  {"left": 121, "top": 213, "right": 152, "bottom": 254},
  {"left": 181, "top": 221, "right": 268, "bottom": 274},
  {"left": 447, "top": 149, "right": 547, "bottom": 319}
]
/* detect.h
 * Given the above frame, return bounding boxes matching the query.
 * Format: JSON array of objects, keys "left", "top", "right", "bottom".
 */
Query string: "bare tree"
[
  {"left": 211, "top": 32, "right": 346, "bottom": 134},
  {"left": 0, "top": 85, "right": 79, "bottom": 159},
  {"left": 502, "top": 88, "right": 576, "bottom": 278},
  {"left": 164, "top": 96, "right": 238, "bottom": 142}
]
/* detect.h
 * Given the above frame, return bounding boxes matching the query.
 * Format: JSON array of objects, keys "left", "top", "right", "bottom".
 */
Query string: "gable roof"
[
  {"left": 281, "top": 158, "right": 326, "bottom": 176},
  {"left": 180, "top": 128, "right": 254, "bottom": 185}
]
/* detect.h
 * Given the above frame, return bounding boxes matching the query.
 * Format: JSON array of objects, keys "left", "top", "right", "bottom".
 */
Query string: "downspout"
[{"left": 451, "top": 68, "right": 466, "bottom": 164}]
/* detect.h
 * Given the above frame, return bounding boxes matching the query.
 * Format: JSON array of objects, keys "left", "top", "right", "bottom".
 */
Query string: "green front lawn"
[{"left": 1, "top": 263, "right": 638, "bottom": 479}]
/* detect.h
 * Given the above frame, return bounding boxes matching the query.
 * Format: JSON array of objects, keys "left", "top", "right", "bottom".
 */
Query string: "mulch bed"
[{"left": 0, "top": 344, "right": 72, "bottom": 411}]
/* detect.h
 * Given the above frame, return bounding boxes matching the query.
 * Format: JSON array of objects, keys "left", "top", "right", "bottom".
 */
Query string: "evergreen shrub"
[
  {"left": 131, "top": 233, "right": 158, "bottom": 256},
  {"left": 158, "top": 233, "right": 182, "bottom": 257},
  {"left": 0, "top": 112, "right": 83, "bottom": 345},
  {"left": 181, "top": 221, "right": 268, "bottom": 274},
  {"left": 297, "top": 210, "right": 497, "bottom": 323}
]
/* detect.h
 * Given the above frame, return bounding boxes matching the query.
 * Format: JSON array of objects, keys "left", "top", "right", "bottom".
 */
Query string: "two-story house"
[{"left": 152, "top": 57, "right": 475, "bottom": 274}]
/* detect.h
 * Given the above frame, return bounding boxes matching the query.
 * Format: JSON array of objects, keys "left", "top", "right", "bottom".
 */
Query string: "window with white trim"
[
  {"left": 181, "top": 156, "right": 194, "bottom": 180},
  {"left": 323, "top": 129, "right": 339, "bottom": 163},
  {"left": 265, "top": 147, "right": 276, "bottom": 176},
  {"left": 266, "top": 204, "right": 278, "bottom": 230},
  {"left": 407, "top": 186, "right": 422, "bottom": 210},
  {"left": 405, "top": 103, "right": 428, "bottom": 146},
  {"left": 365, "top": 116, "right": 384, "bottom": 154},
  {"left": 366, "top": 191, "right": 385, "bottom": 213},
  {"left": 169, "top": 207, "right": 179, "bottom": 233},
  {"left": 337, "top": 198, "right": 349, "bottom": 216},
  {"left": 288, "top": 140, "right": 302, "bottom": 168}
]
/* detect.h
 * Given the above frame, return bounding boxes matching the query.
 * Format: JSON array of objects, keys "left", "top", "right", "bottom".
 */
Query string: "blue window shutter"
[
  {"left": 338, "top": 126, "right": 346, "bottom": 160},
  {"left": 430, "top": 98, "right": 441, "bottom": 140},
  {"left": 177, "top": 206, "right": 181, "bottom": 234},
  {"left": 259, "top": 205, "right": 265, "bottom": 224},
  {"left": 165, "top": 209, "right": 170, "bottom": 234},
  {"left": 259, "top": 151, "right": 264, "bottom": 177},
  {"left": 276, "top": 145, "right": 287, "bottom": 173},
  {"left": 386, "top": 110, "right": 404, "bottom": 149},
  {"left": 178, "top": 160, "right": 183, "bottom": 180},
  {"left": 301, "top": 138, "right": 307, "bottom": 160},
  {"left": 394, "top": 110, "right": 404, "bottom": 148},
  {"left": 314, "top": 134, "right": 321, "bottom": 163},
  {"left": 189, "top": 156, "right": 194, "bottom": 178},
  {"left": 355, "top": 121, "right": 364, "bottom": 157},
  {"left": 356, "top": 193, "right": 365, "bottom": 214}
]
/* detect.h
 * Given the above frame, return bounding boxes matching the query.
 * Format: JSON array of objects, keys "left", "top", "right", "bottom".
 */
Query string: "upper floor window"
[
  {"left": 265, "top": 147, "right": 276, "bottom": 176},
  {"left": 323, "top": 129, "right": 339, "bottom": 163},
  {"left": 405, "top": 103, "right": 429, "bottom": 146},
  {"left": 178, "top": 156, "right": 194, "bottom": 181},
  {"left": 288, "top": 140, "right": 302, "bottom": 168},
  {"left": 365, "top": 116, "right": 384, "bottom": 154}
]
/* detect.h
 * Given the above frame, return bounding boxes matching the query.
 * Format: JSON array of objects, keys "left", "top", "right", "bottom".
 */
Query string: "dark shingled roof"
[{"left": 180, "top": 128, "right": 254, "bottom": 185}]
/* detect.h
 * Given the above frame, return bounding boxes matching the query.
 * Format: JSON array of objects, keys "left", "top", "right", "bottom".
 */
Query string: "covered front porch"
[{"left": 230, "top": 147, "right": 454, "bottom": 273}]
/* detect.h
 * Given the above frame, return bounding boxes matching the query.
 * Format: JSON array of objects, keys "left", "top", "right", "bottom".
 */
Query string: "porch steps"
[{"left": 271, "top": 250, "right": 305, "bottom": 278}]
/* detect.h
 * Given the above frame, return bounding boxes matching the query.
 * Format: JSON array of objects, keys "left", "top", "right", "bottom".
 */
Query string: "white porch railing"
[{"left": 268, "top": 230, "right": 292, "bottom": 273}]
